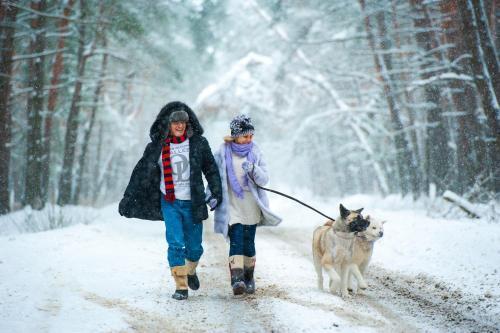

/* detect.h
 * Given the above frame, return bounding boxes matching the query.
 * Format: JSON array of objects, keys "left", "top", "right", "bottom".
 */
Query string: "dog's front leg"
[
  {"left": 347, "top": 269, "right": 356, "bottom": 293},
  {"left": 350, "top": 264, "right": 368, "bottom": 290},
  {"left": 339, "top": 264, "right": 351, "bottom": 299},
  {"left": 323, "top": 263, "right": 340, "bottom": 293}
]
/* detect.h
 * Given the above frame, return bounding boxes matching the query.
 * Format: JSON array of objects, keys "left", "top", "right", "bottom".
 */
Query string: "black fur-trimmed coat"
[{"left": 118, "top": 101, "right": 222, "bottom": 222}]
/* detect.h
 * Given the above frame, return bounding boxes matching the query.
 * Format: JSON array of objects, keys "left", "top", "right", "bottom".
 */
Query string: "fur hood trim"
[{"left": 149, "top": 101, "right": 203, "bottom": 142}]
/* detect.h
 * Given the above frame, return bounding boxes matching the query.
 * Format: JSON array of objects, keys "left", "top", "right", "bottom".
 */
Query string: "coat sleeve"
[
  {"left": 201, "top": 138, "right": 222, "bottom": 204},
  {"left": 249, "top": 153, "right": 269, "bottom": 187},
  {"left": 118, "top": 142, "right": 158, "bottom": 217}
]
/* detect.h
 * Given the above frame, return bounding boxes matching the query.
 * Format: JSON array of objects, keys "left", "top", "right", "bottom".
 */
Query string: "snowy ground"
[{"left": 1, "top": 193, "right": 499, "bottom": 332}]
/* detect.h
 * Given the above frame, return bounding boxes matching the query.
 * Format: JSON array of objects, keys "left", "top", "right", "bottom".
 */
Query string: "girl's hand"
[{"left": 242, "top": 161, "right": 254, "bottom": 173}]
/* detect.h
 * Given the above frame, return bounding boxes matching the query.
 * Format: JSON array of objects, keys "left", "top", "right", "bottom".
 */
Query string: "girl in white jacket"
[{"left": 209, "top": 115, "right": 282, "bottom": 295}]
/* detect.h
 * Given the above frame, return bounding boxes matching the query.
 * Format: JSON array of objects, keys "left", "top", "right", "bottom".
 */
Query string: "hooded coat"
[{"left": 118, "top": 101, "right": 222, "bottom": 222}]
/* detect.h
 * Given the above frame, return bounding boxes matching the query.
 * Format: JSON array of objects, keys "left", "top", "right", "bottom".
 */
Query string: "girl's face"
[
  {"left": 169, "top": 121, "right": 187, "bottom": 137},
  {"left": 234, "top": 134, "right": 253, "bottom": 144}
]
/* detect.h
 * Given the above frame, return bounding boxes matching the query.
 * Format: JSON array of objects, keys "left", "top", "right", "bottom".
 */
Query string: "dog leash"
[{"left": 247, "top": 166, "right": 336, "bottom": 222}]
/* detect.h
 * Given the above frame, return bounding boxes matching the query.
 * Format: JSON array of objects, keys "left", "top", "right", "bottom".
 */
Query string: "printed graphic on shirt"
[
  {"left": 158, "top": 140, "right": 191, "bottom": 199},
  {"left": 169, "top": 140, "right": 191, "bottom": 199},
  {"left": 170, "top": 145, "right": 189, "bottom": 185}
]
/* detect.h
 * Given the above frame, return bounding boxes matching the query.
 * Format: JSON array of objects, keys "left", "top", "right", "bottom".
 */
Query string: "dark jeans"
[{"left": 228, "top": 223, "right": 257, "bottom": 257}]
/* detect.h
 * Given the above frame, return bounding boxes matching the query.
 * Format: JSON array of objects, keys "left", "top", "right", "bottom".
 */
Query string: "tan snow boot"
[{"left": 171, "top": 265, "right": 188, "bottom": 300}]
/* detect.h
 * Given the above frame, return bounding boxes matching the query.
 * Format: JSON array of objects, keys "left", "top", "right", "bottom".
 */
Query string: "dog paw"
[
  {"left": 359, "top": 282, "right": 368, "bottom": 290},
  {"left": 340, "top": 289, "right": 350, "bottom": 299}
]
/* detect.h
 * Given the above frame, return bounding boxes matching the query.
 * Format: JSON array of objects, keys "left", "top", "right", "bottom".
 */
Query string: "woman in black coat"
[{"left": 119, "top": 101, "right": 222, "bottom": 300}]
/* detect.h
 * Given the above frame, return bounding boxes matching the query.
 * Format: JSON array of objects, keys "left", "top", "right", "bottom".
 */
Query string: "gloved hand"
[
  {"left": 242, "top": 161, "right": 254, "bottom": 173},
  {"left": 206, "top": 197, "right": 219, "bottom": 211}
]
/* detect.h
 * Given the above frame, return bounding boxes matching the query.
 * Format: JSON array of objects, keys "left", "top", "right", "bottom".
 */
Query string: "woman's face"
[
  {"left": 234, "top": 134, "right": 253, "bottom": 144},
  {"left": 169, "top": 121, "right": 187, "bottom": 137}
]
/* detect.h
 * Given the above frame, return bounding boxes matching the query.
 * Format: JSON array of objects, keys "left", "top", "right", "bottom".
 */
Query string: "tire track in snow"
[{"left": 262, "top": 226, "right": 500, "bottom": 332}]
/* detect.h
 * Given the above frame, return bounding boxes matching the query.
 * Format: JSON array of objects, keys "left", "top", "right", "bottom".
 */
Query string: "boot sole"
[
  {"left": 172, "top": 294, "right": 188, "bottom": 300},
  {"left": 232, "top": 282, "right": 246, "bottom": 295},
  {"left": 172, "top": 290, "right": 188, "bottom": 300}
]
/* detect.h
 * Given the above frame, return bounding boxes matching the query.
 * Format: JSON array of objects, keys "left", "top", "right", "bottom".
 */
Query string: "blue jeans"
[
  {"left": 228, "top": 223, "right": 257, "bottom": 257},
  {"left": 161, "top": 197, "right": 203, "bottom": 267}
]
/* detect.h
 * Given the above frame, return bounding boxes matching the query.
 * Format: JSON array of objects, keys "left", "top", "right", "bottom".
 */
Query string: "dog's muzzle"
[{"left": 349, "top": 217, "right": 370, "bottom": 233}]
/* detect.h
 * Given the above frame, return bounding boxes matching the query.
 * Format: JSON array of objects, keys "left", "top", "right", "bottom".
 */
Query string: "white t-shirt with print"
[{"left": 158, "top": 139, "right": 191, "bottom": 200}]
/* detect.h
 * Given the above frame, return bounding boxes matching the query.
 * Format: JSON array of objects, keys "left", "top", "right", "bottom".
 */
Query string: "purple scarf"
[{"left": 225, "top": 142, "right": 256, "bottom": 199}]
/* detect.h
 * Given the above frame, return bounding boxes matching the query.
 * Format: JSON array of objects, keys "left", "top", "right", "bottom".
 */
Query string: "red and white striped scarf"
[{"left": 162, "top": 132, "right": 188, "bottom": 202}]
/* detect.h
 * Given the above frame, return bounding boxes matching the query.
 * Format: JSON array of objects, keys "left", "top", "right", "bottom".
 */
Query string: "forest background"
[{"left": 0, "top": 0, "right": 498, "bottom": 219}]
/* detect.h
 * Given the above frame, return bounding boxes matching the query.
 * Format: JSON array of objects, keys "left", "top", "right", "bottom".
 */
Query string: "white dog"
[{"left": 347, "top": 216, "right": 385, "bottom": 293}]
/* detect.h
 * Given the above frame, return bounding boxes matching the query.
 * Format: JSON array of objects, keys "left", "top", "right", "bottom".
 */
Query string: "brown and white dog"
[{"left": 312, "top": 204, "right": 369, "bottom": 298}]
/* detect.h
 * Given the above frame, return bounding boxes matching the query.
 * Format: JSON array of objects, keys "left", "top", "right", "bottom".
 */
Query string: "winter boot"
[
  {"left": 171, "top": 266, "right": 188, "bottom": 300},
  {"left": 243, "top": 256, "right": 256, "bottom": 294},
  {"left": 186, "top": 260, "right": 200, "bottom": 290},
  {"left": 229, "top": 255, "right": 246, "bottom": 296}
]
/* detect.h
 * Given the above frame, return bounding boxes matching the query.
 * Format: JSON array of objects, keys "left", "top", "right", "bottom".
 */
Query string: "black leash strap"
[{"left": 247, "top": 166, "right": 336, "bottom": 221}]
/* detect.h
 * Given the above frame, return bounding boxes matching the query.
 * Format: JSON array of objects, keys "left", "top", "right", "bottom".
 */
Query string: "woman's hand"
[{"left": 206, "top": 196, "right": 219, "bottom": 211}]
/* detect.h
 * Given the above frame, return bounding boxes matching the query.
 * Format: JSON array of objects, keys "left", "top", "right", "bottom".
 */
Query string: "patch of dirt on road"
[{"left": 369, "top": 267, "right": 500, "bottom": 332}]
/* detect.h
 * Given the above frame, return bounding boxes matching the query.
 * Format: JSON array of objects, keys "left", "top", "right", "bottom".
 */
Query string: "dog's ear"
[
  {"left": 339, "top": 204, "right": 349, "bottom": 218},
  {"left": 355, "top": 208, "right": 364, "bottom": 214}
]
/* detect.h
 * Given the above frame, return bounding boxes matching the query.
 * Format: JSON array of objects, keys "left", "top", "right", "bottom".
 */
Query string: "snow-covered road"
[{"left": 1, "top": 195, "right": 499, "bottom": 332}]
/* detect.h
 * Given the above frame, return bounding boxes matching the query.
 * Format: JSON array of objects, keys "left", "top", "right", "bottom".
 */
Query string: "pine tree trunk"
[
  {"left": 391, "top": 1, "right": 422, "bottom": 192},
  {"left": 24, "top": 0, "right": 47, "bottom": 210},
  {"left": 359, "top": 0, "right": 419, "bottom": 197},
  {"left": 58, "top": 0, "right": 88, "bottom": 205},
  {"left": 410, "top": 0, "right": 450, "bottom": 195},
  {"left": 458, "top": 0, "right": 500, "bottom": 194},
  {"left": 41, "top": 0, "right": 76, "bottom": 203},
  {"left": 375, "top": 11, "right": 414, "bottom": 196},
  {"left": 91, "top": 123, "right": 104, "bottom": 205},
  {"left": 472, "top": 0, "right": 499, "bottom": 94},
  {"left": 441, "top": 1, "right": 484, "bottom": 194},
  {"left": 0, "top": 2, "right": 18, "bottom": 214},
  {"left": 74, "top": 39, "right": 108, "bottom": 204}
]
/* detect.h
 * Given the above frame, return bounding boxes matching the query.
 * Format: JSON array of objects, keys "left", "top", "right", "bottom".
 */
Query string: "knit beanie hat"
[{"left": 230, "top": 114, "right": 255, "bottom": 137}]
